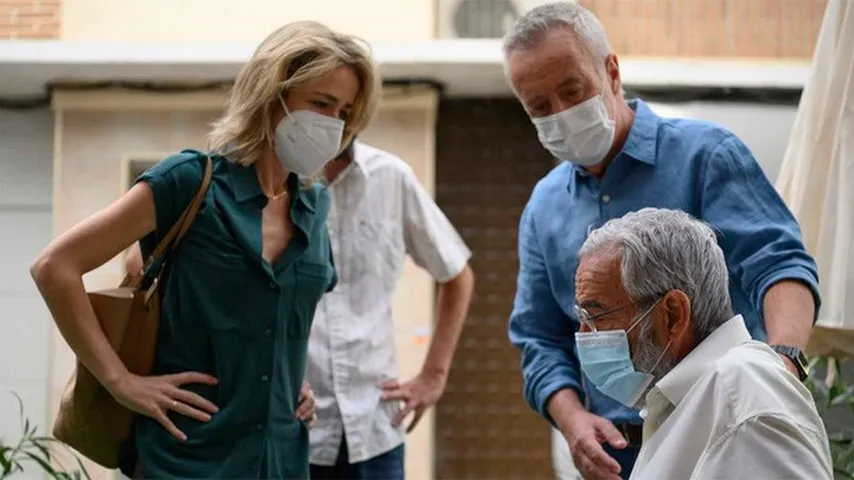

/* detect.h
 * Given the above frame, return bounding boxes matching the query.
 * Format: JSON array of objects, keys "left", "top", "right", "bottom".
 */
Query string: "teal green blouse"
[{"left": 133, "top": 150, "right": 336, "bottom": 479}]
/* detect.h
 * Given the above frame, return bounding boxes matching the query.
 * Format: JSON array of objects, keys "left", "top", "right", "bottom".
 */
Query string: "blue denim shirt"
[{"left": 509, "top": 99, "right": 819, "bottom": 434}]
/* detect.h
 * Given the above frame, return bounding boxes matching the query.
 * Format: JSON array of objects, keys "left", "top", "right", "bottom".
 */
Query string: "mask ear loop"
[
  {"left": 626, "top": 297, "right": 663, "bottom": 334},
  {"left": 626, "top": 296, "right": 676, "bottom": 373},
  {"left": 624, "top": 297, "right": 672, "bottom": 373},
  {"left": 649, "top": 339, "right": 674, "bottom": 372},
  {"left": 278, "top": 93, "right": 292, "bottom": 118}
]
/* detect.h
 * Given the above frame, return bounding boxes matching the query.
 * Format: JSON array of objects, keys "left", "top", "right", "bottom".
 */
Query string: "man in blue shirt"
[{"left": 502, "top": 3, "right": 820, "bottom": 480}]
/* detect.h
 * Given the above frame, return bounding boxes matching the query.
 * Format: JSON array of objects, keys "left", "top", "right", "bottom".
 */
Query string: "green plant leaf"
[
  {"left": 829, "top": 385, "right": 854, "bottom": 407},
  {"left": 1, "top": 390, "right": 90, "bottom": 480},
  {"left": 11, "top": 393, "right": 24, "bottom": 430},
  {"left": 831, "top": 439, "right": 854, "bottom": 478},
  {"left": 0, "top": 445, "right": 13, "bottom": 475},
  {"left": 21, "top": 450, "right": 60, "bottom": 476},
  {"left": 806, "top": 356, "right": 854, "bottom": 478},
  {"left": 25, "top": 438, "right": 53, "bottom": 464},
  {"left": 809, "top": 379, "right": 831, "bottom": 414}
]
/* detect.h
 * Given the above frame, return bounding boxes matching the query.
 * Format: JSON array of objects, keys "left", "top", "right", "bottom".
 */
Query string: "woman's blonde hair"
[{"left": 208, "top": 21, "right": 380, "bottom": 166}]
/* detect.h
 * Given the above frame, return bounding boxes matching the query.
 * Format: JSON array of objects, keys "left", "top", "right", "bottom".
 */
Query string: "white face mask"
[
  {"left": 274, "top": 96, "right": 345, "bottom": 178},
  {"left": 531, "top": 78, "right": 616, "bottom": 167}
]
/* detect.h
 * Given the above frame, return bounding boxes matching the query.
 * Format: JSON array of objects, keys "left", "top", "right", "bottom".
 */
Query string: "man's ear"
[
  {"left": 605, "top": 53, "right": 621, "bottom": 95},
  {"left": 660, "top": 290, "right": 695, "bottom": 360}
]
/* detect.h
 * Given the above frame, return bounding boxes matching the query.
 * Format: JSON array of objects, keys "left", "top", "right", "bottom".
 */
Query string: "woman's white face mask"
[
  {"left": 531, "top": 75, "right": 616, "bottom": 167},
  {"left": 273, "top": 95, "right": 345, "bottom": 178}
]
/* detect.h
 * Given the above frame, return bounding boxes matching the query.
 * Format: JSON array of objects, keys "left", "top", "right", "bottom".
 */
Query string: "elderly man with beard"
[{"left": 572, "top": 208, "right": 832, "bottom": 480}]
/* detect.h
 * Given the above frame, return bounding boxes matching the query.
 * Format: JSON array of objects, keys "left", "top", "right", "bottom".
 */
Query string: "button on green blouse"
[{"left": 133, "top": 150, "right": 336, "bottom": 479}]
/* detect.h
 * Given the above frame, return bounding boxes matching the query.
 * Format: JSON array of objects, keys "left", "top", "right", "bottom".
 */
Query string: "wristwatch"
[{"left": 770, "top": 345, "right": 809, "bottom": 382}]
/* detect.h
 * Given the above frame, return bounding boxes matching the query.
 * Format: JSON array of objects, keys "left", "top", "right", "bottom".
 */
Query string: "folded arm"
[
  {"left": 31, "top": 152, "right": 218, "bottom": 439},
  {"left": 30, "top": 182, "right": 157, "bottom": 390}
]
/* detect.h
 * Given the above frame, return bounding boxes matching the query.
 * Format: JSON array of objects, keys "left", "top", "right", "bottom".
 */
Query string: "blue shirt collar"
[
  {"left": 622, "top": 99, "right": 659, "bottom": 166},
  {"left": 573, "top": 98, "right": 659, "bottom": 177}
]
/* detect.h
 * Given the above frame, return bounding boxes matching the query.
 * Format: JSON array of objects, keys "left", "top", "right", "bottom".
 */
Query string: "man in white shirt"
[
  {"left": 308, "top": 140, "right": 475, "bottom": 479},
  {"left": 572, "top": 207, "right": 832, "bottom": 480}
]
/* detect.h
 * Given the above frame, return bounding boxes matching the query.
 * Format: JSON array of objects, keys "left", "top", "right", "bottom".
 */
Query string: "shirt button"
[
  {"left": 269, "top": 282, "right": 279, "bottom": 291},
  {"left": 255, "top": 424, "right": 264, "bottom": 431},
  {"left": 264, "top": 328, "right": 272, "bottom": 336},
  {"left": 261, "top": 374, "right": 269, "bottom": 382},
  {"left": 601, "top": 194, "right": 611, "bottom": 203}
]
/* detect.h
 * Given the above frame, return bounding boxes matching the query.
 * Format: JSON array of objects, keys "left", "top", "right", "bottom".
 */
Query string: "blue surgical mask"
[{"left": 575, "top": 299, "right": 670, "bottom": 408}]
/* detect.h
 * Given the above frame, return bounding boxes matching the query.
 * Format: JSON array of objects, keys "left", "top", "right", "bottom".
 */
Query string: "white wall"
[
  {"left": 61, "top": 0, "right": 435, "bottom": 42},
  {"left": 646, "top": 101, "right": 798, "bottom": 182},
  {"left": 0, "top": 107, "right": 54, "bottom": 478}
]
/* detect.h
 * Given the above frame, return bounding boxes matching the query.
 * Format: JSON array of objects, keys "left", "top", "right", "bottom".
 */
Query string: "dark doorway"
[{"left": 434, "top": 98, "right": 556, "bottom": 479}]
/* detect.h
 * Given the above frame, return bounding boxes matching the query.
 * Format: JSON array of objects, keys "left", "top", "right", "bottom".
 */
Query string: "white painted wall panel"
[{"left": 0, "top": 107, "right": 54, "bottom": 459}]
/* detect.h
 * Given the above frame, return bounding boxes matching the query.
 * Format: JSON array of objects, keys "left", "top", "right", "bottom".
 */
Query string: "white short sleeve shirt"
[{"left": 306, "top": 142, "right": 472, "bottom": 465}]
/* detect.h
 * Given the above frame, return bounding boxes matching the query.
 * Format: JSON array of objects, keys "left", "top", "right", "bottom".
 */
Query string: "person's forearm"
[
  {"left": 421, "top": 265, "right": 474, "bottom": 379},
  {"left": 31, "top": 259, "right": 130, "bottom": 389},
  {"left": 763, "top": 280, "right": 815, "bottom": 349},
  {"left": 547, "top": 388, "right": 586, "bottom": 435}
]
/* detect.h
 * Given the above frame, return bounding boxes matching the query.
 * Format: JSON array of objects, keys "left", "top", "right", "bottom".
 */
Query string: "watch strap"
[{"left": 769, "top": 345, "right": 808, "bottom": 381}]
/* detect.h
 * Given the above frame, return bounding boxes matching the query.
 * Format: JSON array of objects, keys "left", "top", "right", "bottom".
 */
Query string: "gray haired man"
[{"left": 574, "top": 208, "right": 832, "bottom": 480}]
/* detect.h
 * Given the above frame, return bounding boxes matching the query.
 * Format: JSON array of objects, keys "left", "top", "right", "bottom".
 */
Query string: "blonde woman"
[{"left": 30, "top": 21, "right": 379, "bottom": 479}]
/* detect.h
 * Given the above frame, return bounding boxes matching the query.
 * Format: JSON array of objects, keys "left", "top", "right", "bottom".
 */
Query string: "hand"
[
  {"left": 108, "top": 372, "right": 219, "bottom": 442},
  {"left": 561, "top": 409, "right": 626, "bottom": 480},
  {"left": 296, "top": 380, "right": 317, "bottom": 429},
  {"left": 380, "top": 371, "right": 446, "bottom": 433}
]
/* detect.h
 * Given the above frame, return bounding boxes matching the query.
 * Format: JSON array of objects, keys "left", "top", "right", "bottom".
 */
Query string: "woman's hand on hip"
[
  {"left": 296, "top": 380, "right": 317, "bottom": 429},
  {"left": 108, "top": 372, "right": 219, "bottom": 441}
]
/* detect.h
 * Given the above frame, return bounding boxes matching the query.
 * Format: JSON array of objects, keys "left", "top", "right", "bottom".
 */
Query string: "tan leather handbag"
[{"left": 52, "top": 157, "right": 213, "bottom": 469}]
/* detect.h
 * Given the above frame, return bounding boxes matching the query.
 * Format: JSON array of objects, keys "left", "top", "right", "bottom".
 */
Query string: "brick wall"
[
  {"left": 579, "top": 0, "right": 826, "bottom": 58},
  {"left": 0, "top": 0, "right": 60, "bottom": 39}
]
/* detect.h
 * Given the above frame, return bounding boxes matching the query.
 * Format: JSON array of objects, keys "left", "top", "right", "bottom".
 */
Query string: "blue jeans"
[{"left": 310, "top": 439, "right": 404, "bottom": 480}]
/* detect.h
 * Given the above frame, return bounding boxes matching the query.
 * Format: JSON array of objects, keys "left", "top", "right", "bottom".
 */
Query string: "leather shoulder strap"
[
  {"left": 148, "top": 156, "right": 213, "bottom": 260},
  {"left": 124, "top": 156, "right": 213, "bottom": 289}
]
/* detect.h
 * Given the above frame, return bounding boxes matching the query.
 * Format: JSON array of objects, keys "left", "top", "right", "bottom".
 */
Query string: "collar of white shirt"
[
  {"left": 328, "top": 141, "right": 371, "bottom": 189},
  {"left": 641, "top": 315, "right": 751, "bottom": 436},
  {"left": 351, "top": 142, "right": 370, "bottom": 173}
]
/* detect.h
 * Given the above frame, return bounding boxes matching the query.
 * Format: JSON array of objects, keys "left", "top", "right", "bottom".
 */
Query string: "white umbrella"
[{"left": 776, "top": 0, "right": 854, "bottom": 359}]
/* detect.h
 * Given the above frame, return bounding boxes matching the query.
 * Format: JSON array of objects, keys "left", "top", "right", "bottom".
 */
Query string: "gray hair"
[
  {"left": 579, "top": 208, "right": 734, "bottom": 345},
  {"left": 502, "top": 2, "right": 612, "bottom": 63}
]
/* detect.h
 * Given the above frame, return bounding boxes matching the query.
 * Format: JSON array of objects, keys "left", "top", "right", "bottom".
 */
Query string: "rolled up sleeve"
[
  {"left": 700, "top": 136, "right": 821, "bottom": 322},
  {"left": 508, "top": 202, "right": 582, "bottom": 424}
]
